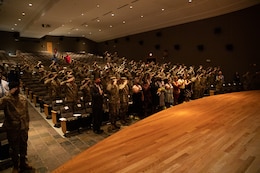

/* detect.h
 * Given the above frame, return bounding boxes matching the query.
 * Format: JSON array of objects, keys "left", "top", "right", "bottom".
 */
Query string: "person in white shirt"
[{"left": 0, "top": 71, "right": 9, "bottom": 97}]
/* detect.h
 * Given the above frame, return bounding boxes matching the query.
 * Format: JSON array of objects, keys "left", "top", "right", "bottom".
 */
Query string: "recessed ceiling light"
[
  {"left": 82, "top": 35, "right": 85, "bottom": 37},
  {"left": 110, "top": 25, "right": 113, "bottom": 28},
  {"left": 99, "top": 29, "right": 102, "bottom": 32},
  {"left": 29, "top": 3, "right": 33, "bottom": 7},
  {"left": 97, "top": 4, "right": 100, "bottom": 8},
  {"left": 14, "top": 24, "right": 17, "bottom": 26},
  {"left": 189, "top": 0, "right": 192, "bottom": 2},
  {"left": 62, "top": 24, "right": 65, "bottom": 27},
  {"left": 123, "top": 21, "right": 126, "bottom": 24},
  {"left": 97, "top": 19, "right": 100, "bottom": 22},
  {"left": 111, "top": 13, "right": 115, "bottom": 17},
  {"left": 11, "top": 28, "right": 14, "bottom": 30},
  {"left": 18, "top": 18, "right": 21, "bottom": 21},
  {"left": 162, "top": 8, "right": 165, "bottom": 11},
  {"left": 141, "top": 15, "right": 144, "bottom": 18},
  {"left": 81, "top": 13, "right": 84, "bottom": 16},
  {"left": 22, "top": 12, "right": 25, "bottom": 16},
  {"left": 76, "top": 28, "right": 79, "bottom": 31},
  {"left": 89, "top": 32, "right": 92, "bottom": 35},
  {"left": 85, "top": 24, "right": 88, "bottom": 27},
  {"left": 130, "top": 6, "right": 133, "bottom": 9}
]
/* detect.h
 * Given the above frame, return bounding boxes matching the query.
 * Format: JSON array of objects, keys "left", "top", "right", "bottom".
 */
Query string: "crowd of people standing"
[{"left": 1, "top": 51, "right": 259, "bottom": 135}]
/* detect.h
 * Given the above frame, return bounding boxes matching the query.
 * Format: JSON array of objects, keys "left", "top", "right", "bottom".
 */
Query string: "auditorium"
[{"left": 0, "top": 0, "right": 260, "bottom": 173}]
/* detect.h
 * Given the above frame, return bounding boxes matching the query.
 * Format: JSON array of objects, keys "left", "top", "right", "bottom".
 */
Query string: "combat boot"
[{"left": 20, "top": 157, "right": 33, "bottom": 171}]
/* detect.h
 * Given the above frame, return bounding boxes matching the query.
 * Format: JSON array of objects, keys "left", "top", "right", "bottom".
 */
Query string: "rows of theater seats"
[{"left": 19, "top": 52, "right": 96, "bottom": 137}]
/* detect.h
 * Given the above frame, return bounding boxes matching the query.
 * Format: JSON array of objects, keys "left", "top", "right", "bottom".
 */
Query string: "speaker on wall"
[
  {"left": 156, "top": 31, "right": 162, "bottom": 37},
  {"left": 155, "top": 44, "right": 161, "bottom": 50},
  {"left": 214, "top": 27, "right": 222, "bottom": 34},
  {"left": 174, "top": 44, "right": 180, "bottom": 50},
  {"left": 125, "top": 36, "right": 130, "bottom": 42},
  {"left": 226, "top": 44, "right": 234, "bottom": 51},
  {"left": 197, "top": 44, "right": 204, "bottom": 51}
]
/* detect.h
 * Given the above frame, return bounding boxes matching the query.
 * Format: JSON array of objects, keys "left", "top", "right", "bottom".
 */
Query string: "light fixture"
[
  {"left": 97, "top": 4, "right": 100, "bottom": 8},
  {"left": 123, "top": 21, "right": 126, "bottom": 24},
  {"left": 99, "top": 29, "right": 102, "bottom": 32},
  {"left": 85, "top": 24, "right": 88, "bottom": 27},
  {"left": 162, "top": 8, "right": 165, "bottom": 11},
  {"left": 130, "top": 6, "right": 133, "bottom": 9},
  {"left": 18, "top": 18, "right": 21, "bottom": 21},
  {"left": 81, "top": 13, "right": 84, "bottom": 16},
  {"left": 22, "top": 12, "right": 25, "bottom": 16},
  {"left": 141, "top": 15, "right": 144, "bottom": 18},
  {"left": 189, "top": 0, "right": 192, "bottom": 2},
  {"left": 110, "top": 25, "right": 113, "bottom": 28},
  {"left": 29, "top": 3, "right": 33, "bottom": 7},
  {"left": 11, "top": 28, "right": 14, "bottom": 30},
  {"left": 14, "top": 23, "right": 17, "bottom": 26},
  {"left": 111, "top": 13, "right": 115, "bottom": 17},
  {"left": 97, "top": 19, "right": 100, "bottom": 22},
  {"left": 89, "top": 32, "right": 92, "bottom": 35}
]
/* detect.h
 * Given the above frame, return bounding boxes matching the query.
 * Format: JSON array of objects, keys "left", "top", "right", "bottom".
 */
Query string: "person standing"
[
  {"left": 106, "top": 76, "right": 121, "bottom": 131},
  {"left": 118, "top": 77, "right": 130, "bottom": 125},
  {"left": 215, "top": 70, "right": 225, "bottom": 94},
  {"left": 0, "top": 71, "right": 9, "bottom": 98},
  {"left": 0, "top": 81, "right": 33, "bottom": 173},
  {"left": 91, "top": 77, "right": 104, "bottom": 134}
]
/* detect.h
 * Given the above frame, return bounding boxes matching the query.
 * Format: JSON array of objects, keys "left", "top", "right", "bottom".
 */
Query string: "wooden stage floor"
[{"left": 53, "top": 90, "right": 260, "bottom": 173}]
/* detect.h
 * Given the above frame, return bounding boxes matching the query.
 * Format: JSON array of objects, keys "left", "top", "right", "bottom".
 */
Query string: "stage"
[{"left": 53, "top": 90, "right": 260, "bottom": 173}]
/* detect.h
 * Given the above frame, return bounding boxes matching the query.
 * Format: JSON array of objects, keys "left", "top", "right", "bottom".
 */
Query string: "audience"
[{"left": 0, "top": 50, "right": 259, "bottom": 135}]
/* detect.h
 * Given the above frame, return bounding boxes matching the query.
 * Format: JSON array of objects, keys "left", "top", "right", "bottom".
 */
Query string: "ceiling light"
[
  {"left": 111, "top": 13, "right": 115, "bottom": 17},
  {"left": 97, "top": 19, "right": 100, "bottom": 22},
  {"left": 141, "top": 15, "right": 144, "bottom": 18},
  {"left": 130, "top": 6, "right": 133, "bottom": 9},
  {"left": 97, "top": 4, "right": 100, "bottom": 8},
  {"left": 189, "top": 0, "right": 192, "bottom": 2},
  {"left": 123, "top": 21, "right": 126, "bottom": 24},
  {"left": 76, "top": 28, "right": 79, "bottom": 31},
  {"left": 81, "top": 13, "right": 84, "bottom": 16},
  {"left": 162, "top": 8, "right": 165, "bottom": 11},
  {"left": 85, "top": 24, "right": 88, "bottom": 27},
  {"left": 99, "top": 29, "right": 102, "bottom": 32},
  {"left": 14, "top": 24, "right": 17, "bottom": 26},
  {"left": 29, "top": 3, "right": 33, "bottom": 7},
  {"left": 110, "top": 25, "right": 113, "bottom": 28},
  {"left": 82, "top": 35, "right": 85, "bottom": 37},
  {"left": 22, "top": 12, "right": 25, "bottom": 16},
  {"left": 62, "top": 24, "right": 65, "bottom": 27},
  {"left": 18, "top": 18, "right": 21, "bottom": 21},
  {"left": 89, "top": 32, "right": 92, "bottom": 35},
  {"left": 11, "top": 28, "right": 14, "bottom": 30}
]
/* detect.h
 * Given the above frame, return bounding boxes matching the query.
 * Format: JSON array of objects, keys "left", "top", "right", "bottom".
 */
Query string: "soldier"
[
  {"left": 0, "top": 81, "right": 33, "bottom": 173},
  {"left": 80, "top": 78, "right": 92, "bottom": 109},
  {"left": 118, "top": 77, "right": 130, "bottom": 125},
  {"left": 215, "top": 70, "right": 225, "bottom": 94},
  {"left": 106, "top": 76, "right": 121, "bottom": 131},
  {"left": 91, "top": 77, "right": 104, "bottom": 134},
  {"left": 60, "top": 74, "right": 78, "bottom": 112}
]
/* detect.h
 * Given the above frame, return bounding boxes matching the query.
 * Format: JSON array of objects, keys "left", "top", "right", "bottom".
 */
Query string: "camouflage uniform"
[
  {"left": 106, "top": 77, "right": 120, "bottom": 128},
  {"left": 0, "top": 89, "right": 31, "bottom": 171},
  {"left": 119, "top": 78, "right": 129, "bottom": 124}
]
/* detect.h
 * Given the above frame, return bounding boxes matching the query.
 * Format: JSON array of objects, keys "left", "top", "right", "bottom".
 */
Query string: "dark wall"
[
  {"left": 98, "top": 5, "right": 260, "bottom": 81},
  {"left": 0, "top": 32, "right": 97, "bottom": 54}
]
